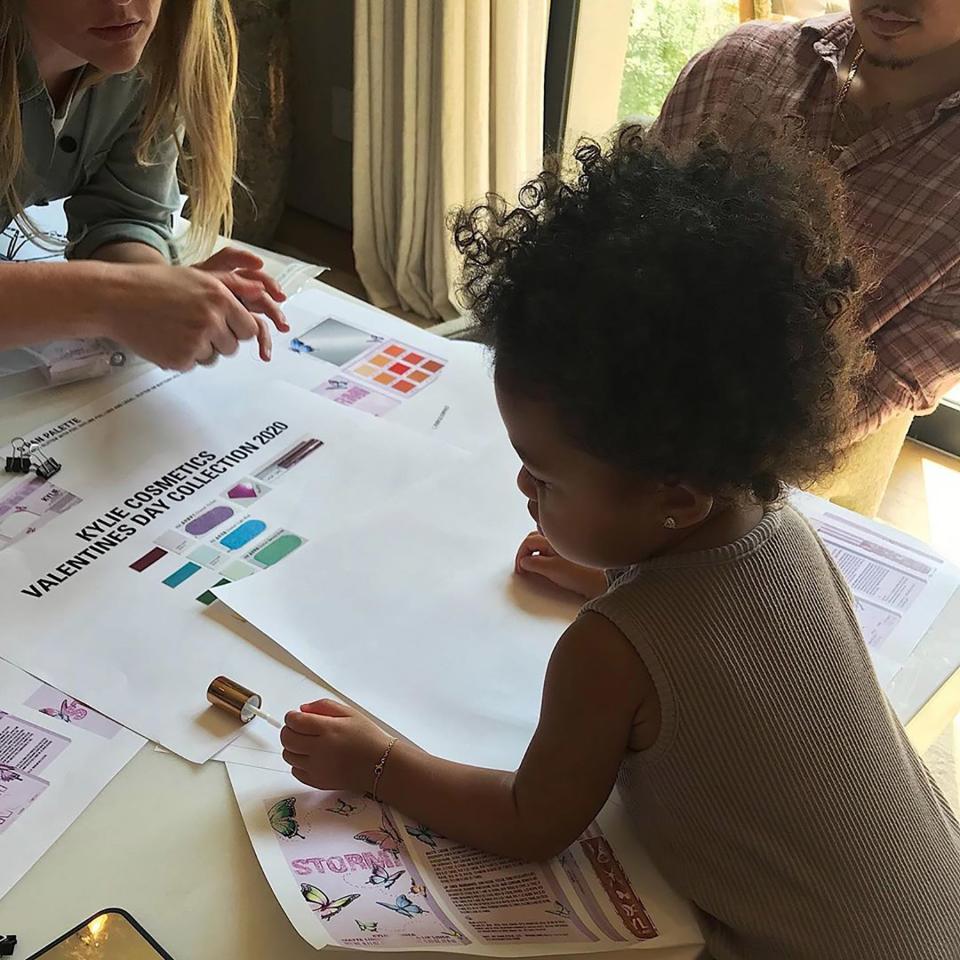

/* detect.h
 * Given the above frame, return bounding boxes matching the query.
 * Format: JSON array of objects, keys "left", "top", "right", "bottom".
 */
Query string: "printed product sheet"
[
  {"left": 792, "top": 491, "right": 960, "bottom": 687},
  {"left": 233, "top": 288, "right": 505, "bottom": 454},
  {"left": 0, "top": 659, "right": 143, "bottom": 900},
  {"left": 0, "top": 368, "right": 463, "bottom": 763},
  {"left": 218, "top": 444, "right": 581, "bottom": 771},
  {"left": 228, "top": 764, "right": 703, "bottom": 954}
]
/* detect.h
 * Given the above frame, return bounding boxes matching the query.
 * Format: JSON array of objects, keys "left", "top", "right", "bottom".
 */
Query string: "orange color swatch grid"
[{"left": 345, "top": 341, "right": 446, "bottom": 397}]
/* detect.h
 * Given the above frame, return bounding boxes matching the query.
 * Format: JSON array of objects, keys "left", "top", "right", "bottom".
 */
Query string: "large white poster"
[{"left": 0, "top": 368, "right": 461, "bottom": 762}]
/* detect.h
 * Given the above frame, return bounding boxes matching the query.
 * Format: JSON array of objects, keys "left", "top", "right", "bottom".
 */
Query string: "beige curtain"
[{"left": 353, "top": 0, "right": 549, "bottom": 321}]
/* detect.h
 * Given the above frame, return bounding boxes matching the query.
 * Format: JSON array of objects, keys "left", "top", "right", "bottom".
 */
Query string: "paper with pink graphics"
[
  {"left": 229, "top": 765, "right": 704, "bottom": 954},
  {"left": 0, "top": 710, "right": 69, "bottom": 773},
  {"left": 0, "top": 659, "right": 143, "bottom": 901},
  {"left": 0, "top": 766, "right": 47, "bottom": 834},
  {"left": 0, "top": 473, "right": 82, "bottom": 552},
  {"left": 24, "top": 682, "right": 122, "bottom": 739}
]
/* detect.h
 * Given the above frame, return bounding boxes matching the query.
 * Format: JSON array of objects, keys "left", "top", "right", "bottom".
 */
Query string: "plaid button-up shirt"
[{"left": 652, "top": 14, "right": 960, "bottom": 439}]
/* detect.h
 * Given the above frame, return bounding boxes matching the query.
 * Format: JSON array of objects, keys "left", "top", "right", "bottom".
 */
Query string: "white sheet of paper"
[
  {"left": 239, "top": 288, "right": 505, "bottom": 453},
  {"left": 217, "top": 443, "right": 581, "bottom": 770},
  {"left": 0, "top": 659, "right": 143, "bottom": 900},
  {"left": 792, "top": 491, "right": 959, "bottom": 685},
  {"left": 0, "top": 368, "right": 463, "bottom": 762},
  {"left": 228, "top": 764, "right": 704, "bottom": 955}
]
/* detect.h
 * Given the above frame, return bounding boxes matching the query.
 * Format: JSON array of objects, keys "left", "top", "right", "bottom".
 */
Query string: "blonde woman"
[{"left": 1, "top": 0, "right": 288, "bottom": 371}]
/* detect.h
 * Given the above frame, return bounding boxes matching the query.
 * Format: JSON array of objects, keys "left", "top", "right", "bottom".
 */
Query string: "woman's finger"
[
  {"left": 208, "top": 317, "right": 240, "bottom": 358},
  {"left": 236, "top": 268, "right": 287, "bottom": 303},
  {"left": 200, "top": 247, "right": 264, "bottom": 273},
  {"left": 221, "top": 293, "right": 259, "bottom": 341},
  {"left": 255, "top": 315, "right": 272, "bottom": 361},
  {"left": 218, "top": 273, "right": 265, "bottom": 305},
  {"left": 244, "top": 292, "right": 288, "bottom": 333},
  {"left": 219, "top": 276, "right": 288, "bottom": 333}
]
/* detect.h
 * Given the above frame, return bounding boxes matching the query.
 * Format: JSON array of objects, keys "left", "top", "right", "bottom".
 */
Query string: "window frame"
[
  {"left": 543, "top": 0, "right": 632, "bottom": 154},
  {"left": 543, "top": 0, "right": 580, "bottom": 153},
  {"left": 909, "top": 397, "right": 960, "bottom": 459}
]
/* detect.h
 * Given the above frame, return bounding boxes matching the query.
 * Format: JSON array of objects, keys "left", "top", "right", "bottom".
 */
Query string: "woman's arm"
[
  {"left": 0, "top": 260, "right": 120, "bottom": 349},
  {"left": 90, "top": 241, "right": 168, "bottom": 265},
  {"left": 281, "top": 612, "right": 658, "bottom": 862},
  {"left": 0, "top": 256, "right": 283, "bottom": 367}
]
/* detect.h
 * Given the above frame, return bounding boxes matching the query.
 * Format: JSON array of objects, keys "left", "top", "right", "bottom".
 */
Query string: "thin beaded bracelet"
[{"left": 372, "top": 736, "right": 399, "bottom": 802}]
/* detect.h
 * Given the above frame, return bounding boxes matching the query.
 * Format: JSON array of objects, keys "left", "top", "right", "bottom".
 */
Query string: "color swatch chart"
[
  {"left": 291, "top": 318, "right": 447, "bottom": 414},
  {"left": 345, "top": 343, "right": 445, "bottom": 397},
  {"left": 128, "top": 436, "right": 321, "bottom": 604}
]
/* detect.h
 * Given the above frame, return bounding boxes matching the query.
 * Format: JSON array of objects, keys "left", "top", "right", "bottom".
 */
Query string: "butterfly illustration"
[
  {"left": 405, "top": 823, "right": 442, "bottom": 848},
  {"left": 327, "top": 798, "right": 357, "bottom": 817},
  {"left": 355, "top": 812, "right": 401, "bottom": 853},
  {"left": 40, "top": 698, "right": 88, "bottom": 723},
  {"left": 546, "top": 900, "right": 571, "bottom": 919},
  {"left": 377, "top": 894, "right": 426, "bottom": 918},
  {"left": 267, "top": 797, "right": 305, "bottom": 839},
  {"left": 367, "top": 865, "right": 405, "bottom": 889},
  {"left": 301, "top": 883, "right": 360, "bottom": 920},
  {"left": 0, "top": 764, "right": 21, "bottom": 783},
  {"left": 409, "top": 881, "right": 427, "bottom": 897},
  {"left": 355, "top": 920, "right": 378, "bottom": 933}
]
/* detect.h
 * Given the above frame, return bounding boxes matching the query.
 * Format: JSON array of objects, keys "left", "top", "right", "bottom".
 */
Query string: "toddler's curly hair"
[{"left": 453, "top": 125, "right": 873, "bottom": 502}]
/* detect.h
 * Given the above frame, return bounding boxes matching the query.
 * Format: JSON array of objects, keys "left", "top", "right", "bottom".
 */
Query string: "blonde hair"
[{"left": 0, "top": 0, "right": 238, "bottom": 259}]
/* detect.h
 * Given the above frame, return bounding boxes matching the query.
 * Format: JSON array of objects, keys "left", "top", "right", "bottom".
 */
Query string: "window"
[
  {"left": 618, "top": 1, "right": 739, "bottom": 122},
  {"left": 618, "top": 3, "right": 851, "bottom": 122},
  {"left": 546, "top": 1, "right": 851, "bottom": 147}
]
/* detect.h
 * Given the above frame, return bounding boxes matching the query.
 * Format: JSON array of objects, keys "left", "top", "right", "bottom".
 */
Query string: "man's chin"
[{"left": 863, "top": 49, "right": 919, "bottom": 70}]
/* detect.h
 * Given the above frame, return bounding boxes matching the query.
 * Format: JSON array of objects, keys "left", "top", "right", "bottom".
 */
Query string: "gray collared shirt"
[{"left": 4, "top": 49, "right": 179, "bottom": 261}]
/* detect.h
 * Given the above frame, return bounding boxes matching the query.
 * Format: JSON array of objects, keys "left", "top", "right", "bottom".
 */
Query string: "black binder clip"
[
  {"left": 33, "top": 448, "right": 61, "bottom": 480},
  {"left": 4, "top": 438, "right": 32, "bottom": 474},
  {"left": 0, "top": 934, "right": 16, "bottom": 957}
]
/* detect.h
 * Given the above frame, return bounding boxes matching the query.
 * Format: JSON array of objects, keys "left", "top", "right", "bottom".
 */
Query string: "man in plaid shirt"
[{"left": 653, "top": 1, "right": 960, "bottom": 514}]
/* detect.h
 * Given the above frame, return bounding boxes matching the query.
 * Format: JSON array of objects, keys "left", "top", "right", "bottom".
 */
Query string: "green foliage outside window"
[{"left": 617, "top": 0, "right": 739, "bottom": 121}]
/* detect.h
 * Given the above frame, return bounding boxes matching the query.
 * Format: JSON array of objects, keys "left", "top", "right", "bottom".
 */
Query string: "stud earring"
[{"left": 663, "top": 517, "right": 677, "bottom": 529}]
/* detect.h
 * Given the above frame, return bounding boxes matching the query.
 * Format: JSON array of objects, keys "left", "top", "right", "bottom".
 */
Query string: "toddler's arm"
[
  {"left": 515, "top": 532, "right": 609, "bottom": 600},
  {"left": 280, "top": 612, "right": 654, "bottom": 861}
]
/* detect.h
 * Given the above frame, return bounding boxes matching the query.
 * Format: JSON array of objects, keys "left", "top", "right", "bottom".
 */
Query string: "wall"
[{"left": 287, "top": 0, "right": 355, "bottom": 229}]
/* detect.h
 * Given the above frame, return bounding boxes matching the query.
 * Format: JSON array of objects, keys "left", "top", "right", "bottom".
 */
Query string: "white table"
[
  {"left": 0, "top": 244, "right": 956, "bottom": 958},
  {"left": 0, "top": 248, "right": 704, "bottom": 959}
]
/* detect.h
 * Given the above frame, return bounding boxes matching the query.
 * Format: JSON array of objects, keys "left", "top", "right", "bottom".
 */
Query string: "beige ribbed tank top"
[{"left": 583, "top": 505, "right": 960, "bottom": 960}]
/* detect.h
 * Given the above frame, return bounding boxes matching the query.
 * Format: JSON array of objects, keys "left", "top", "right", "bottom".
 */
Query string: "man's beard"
[{"left": 864, "top": 50, "right": 919, "bottom": 70}]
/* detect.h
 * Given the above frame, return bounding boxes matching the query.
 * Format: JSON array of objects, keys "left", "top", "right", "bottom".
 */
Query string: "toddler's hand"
[
  {"left": 514, "top": 532, "right": 608, "bottom": 600},
  {"left": 280, "top": 699, "right": 390, "bottom": 793}
]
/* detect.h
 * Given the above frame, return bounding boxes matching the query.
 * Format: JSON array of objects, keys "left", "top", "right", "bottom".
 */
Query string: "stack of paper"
[
  {"left": 229, "top": 765, "right": 705, "bottom": 954},
  {"left": 0, "top": 368, "right": 467, "bottom": 761},
  {"left": 0, "top": 659, "right": 143, "bottom": 901}
]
